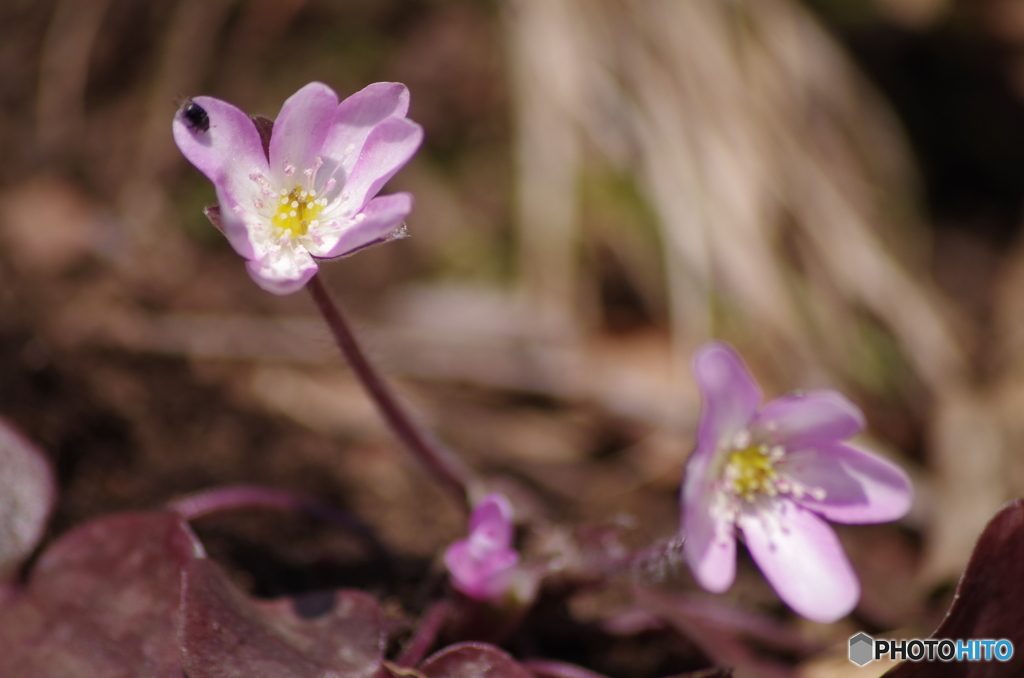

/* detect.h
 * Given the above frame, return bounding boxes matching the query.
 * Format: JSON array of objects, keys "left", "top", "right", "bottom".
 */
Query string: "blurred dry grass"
[
  {"left": 506, "top": 0, "right": 984, "bottom": 589},
  {"left": 2, "top": 0, "right": 1024, "bottom": 666}
]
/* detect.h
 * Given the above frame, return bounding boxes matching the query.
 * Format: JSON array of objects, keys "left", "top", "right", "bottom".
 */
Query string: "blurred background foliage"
[{"left": 2, "top": 0, "right": 1024, "bottom": 672}]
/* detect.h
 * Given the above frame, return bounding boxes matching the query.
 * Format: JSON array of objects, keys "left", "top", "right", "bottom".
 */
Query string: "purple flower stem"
[
  {"left": 521, "top": 659, "right": 613, "bottom": 678},
  {"left": 306, "top": 274, "right": 473, "bottom": 504},
  {"left": 652, "top": 591, "right": 818, "bottom": 656},
  {"left": 394, "top": 599, "right": 451, "bottom": 667},
  {"left": 627, "top": 538, "right": 816, "bottom": 655},
  {"left": 168, "top": 483, "right": 387, "bottom": 559},
  {"left": 633, "top": 587, "right": 808, "bottom": 677}
]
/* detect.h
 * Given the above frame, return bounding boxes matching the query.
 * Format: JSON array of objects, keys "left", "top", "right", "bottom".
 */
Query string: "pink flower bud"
[{"left": 445, "top": 493, "right": 519, "bottom": 602}]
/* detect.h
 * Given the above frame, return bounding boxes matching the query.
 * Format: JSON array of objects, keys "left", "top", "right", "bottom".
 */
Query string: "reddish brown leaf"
[
  {"left": 0, "top": 511, "right": 200, "bottom": 677},
  {"left": 181, "top": 557, "right": 387, "bottom": 678},
  {"left": 0, "top": 506, "right": 388, "bottom": 678},
  {"left": 419, "top": 642, "right": 533, "bottom": 678},
  {"left": 884, "top": 499, "right": 1024, "bottom": 677}
]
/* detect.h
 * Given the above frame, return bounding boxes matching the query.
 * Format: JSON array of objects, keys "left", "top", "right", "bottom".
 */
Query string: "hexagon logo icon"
[{"left": 849, "top": 632, "right": 874, "bottom": 666}]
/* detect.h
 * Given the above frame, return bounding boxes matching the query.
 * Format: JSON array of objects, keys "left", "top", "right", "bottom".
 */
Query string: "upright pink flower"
[
  {"left": 173, "top": 82, "right": 423, "bottom": 294},
  {"left": 445, "top": 493, "right": 519, "bottom": 602},
  {"left": 682, "top": 342, "right": 912, "bottom": 623}
]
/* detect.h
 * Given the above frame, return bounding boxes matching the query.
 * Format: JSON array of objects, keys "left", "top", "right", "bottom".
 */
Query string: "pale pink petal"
[
  {"left": 321, "top": 83, "right": 412, "bottom": 183},
  {"left": 445, "top": 540, "right": 518, "bottom": 601},
  {"left": 268, "top": 82, "right": 339, "bottom": 188},
  {"left": 308, "top": 193, "right": 413, "bottom": 259},
  {"left": 750, "top": 391, "right": 864, "bottom": 450},
  {"left": 469, "top": 493, "right": 514, "bottom": 549},
  {"left": 739, "top": 500, "right": 859, "bottom": 623},
  {"left": 244, "top": 242, "right": 318, "bottom": 295},
  {"left": 337, "top": 117, "right": 423, "bottom": 214},
  {"left": 781, "top": 443, "right": 913, "bottom": 524},
  {"left": 682, "top": 452, "right": 736, "bottom": 593},
  {"left": 472, "top": 553, "right": 518, "bottom": 600},
  {"left": 444, "top": 540, "right": 478, "bottom": 592},
  {"left": 692, "top": 342, "right": 762, "bottom": 459},
  {"left": 173, "top": 95, "right": 268, "bottom": 259}
]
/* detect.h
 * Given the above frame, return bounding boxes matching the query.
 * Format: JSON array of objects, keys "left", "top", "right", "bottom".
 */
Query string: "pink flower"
[
  {"left": 682, "top": 342, "right": 912, "bottom": 623},
  {"left": 445, "top": 493, "right": 519, "bottom": 602},
  {"left": 173, "top": 82, "right": 423, "bottom": 295}
]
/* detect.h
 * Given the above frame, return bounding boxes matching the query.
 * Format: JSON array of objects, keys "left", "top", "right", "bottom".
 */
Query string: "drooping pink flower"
[
  {"left": 445, "top": 493, "right": 519, "bottom": 602},
  {"left": 682, "top": 342, "right": 912, "bottom": 623},
  {"left": 173, "top": 82, "right": 423, "bottom": 294}
]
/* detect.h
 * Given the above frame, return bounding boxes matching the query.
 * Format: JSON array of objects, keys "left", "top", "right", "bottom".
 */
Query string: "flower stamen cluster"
[
  {"left": 272, "top": 188, "right": 328, "bottom": 238},
  {"left": 723, "top": 441, "right": 782, "bottom": 502},
  {"left": 720, "top": 434, "right": 826, "bottom": 506}
]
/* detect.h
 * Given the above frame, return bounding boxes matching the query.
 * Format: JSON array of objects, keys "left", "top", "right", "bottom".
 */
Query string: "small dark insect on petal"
[{"left": 180, "top": 99, "right": 210, "bottom": 133}]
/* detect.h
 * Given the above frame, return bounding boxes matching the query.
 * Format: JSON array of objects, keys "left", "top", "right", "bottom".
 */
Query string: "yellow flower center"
[
  {"left": 272, "top": 188, "right": 328, "bottom": 238},
  {"left": 724, "top": 444, "right": 780, "bottom": 502}
]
